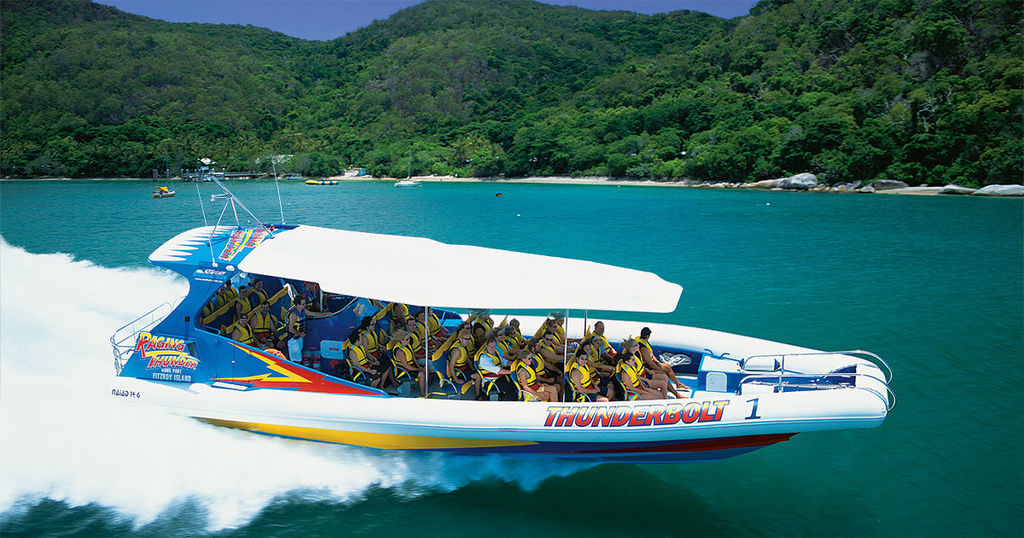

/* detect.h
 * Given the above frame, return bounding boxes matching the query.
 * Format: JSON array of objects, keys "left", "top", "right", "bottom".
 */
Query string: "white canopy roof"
[{"left": 238, "top": 225, "right": 682, "bottom": 313}]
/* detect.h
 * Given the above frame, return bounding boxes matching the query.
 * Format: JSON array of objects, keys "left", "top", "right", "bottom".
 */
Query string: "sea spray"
[{"left": 0, "top": 239, "right": 594, "bottom": 530}]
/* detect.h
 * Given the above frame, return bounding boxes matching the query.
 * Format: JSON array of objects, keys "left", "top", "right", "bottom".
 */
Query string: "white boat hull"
[{"left": 112, "top": 318, "right": 889, "bottom": 462}]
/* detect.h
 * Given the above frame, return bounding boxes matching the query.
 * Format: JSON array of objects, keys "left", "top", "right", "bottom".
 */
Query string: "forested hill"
[{"left": 1, "top": 0, "right": 1021, "bottom": 186}]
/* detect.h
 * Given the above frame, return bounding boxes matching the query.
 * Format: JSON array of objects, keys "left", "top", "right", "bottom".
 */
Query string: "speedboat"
[
  {"left": 152, "top": 186, "right": 175, "bottom": 198},
  {"left": 394, "top": 179, "right": 421, "bottom": 188},
  {"left": 110, "top": 185, "right": 893, "bottom": 463}
]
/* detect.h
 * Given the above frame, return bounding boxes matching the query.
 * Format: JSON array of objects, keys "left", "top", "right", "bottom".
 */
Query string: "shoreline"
[{"left": 3, "top": 175, "right": 1022, "bottom": 197}]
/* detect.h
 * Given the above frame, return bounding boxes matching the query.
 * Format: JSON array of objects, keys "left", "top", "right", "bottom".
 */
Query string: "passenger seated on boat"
[
  {"left": 536, "top": 331, "right": 567, "bottom": 373},
  {"left": 637, "top": 326, "right": 689, "bottom": 393},
  {"left": 415, "top": 308, "right": 447, "bottom": 345},
  {"left": 300, "top": 281, "right": 322, "bottom": 312},
  {"left": 386, "top": 302, "right": 409, "bottom": 334},
  {"left": 526, "top": 338, "right": 562, "bottom": 391},
  {"left": 616, "top": 339, "right": 670, "bottom": 400},
  {"left": 624, "top": 337, "right": 681, "bottom": 398},
  {"left": 234, "top": 285, "right": 252, "bottom": 318},
  {"left": 533, "top": 313, "right": 567, "bottom": 347},
  {"left": 446, "top": 329, "right": 482, "bottom": 398},
  {"left": 469, "top": 309, "right": 494, "bottom": 332},
  {"left": 569, "top": 349, "right": 610, "bottom": 402},
  {"left": 247, "top": 278, "right": 269, "bottom": 310},
  {"left": 504, "top": 321, "right": 526, "bottom": 351},
  {"left": 231, "top": 312, "right": 256, "bottom": 347},
  {"left": 477, "top": 335, "right": 516, "bottom": 400},
  {"left": 216, "top": 281, "right": 239, "bottom": 307},
  {"left": 471, "top": 322, "right": 487, "bottom": 351},
  {"left": 403, "top": 316, "right": 427, "bottom": 362},
  {"left": 512, "top": 349, "right": 559, "bottom": 402},
  {"left": 346, "top": 330, "right": 391, "bottom": 389},
  {"left": 201, "top": 298, "right": 218, "bottom": 322},
  {"left": 591, "top": 321, "right": 616, "bottom": 362},
  {"left": 391, "top": 329, "right": 427, "bottom": 397},
  {"left": 250, "top": 302, "right": 282, "bottom": 350},
  {"left": 358, "top": 316, "right": 383, "bottom": 359},
  {"left": 576, "top": 338, "right": 616, "bottom": 379}
]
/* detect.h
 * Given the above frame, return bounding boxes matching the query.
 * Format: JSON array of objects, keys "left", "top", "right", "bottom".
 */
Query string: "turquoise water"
[{"left": 1, "top": 179, "right": 1021, "bottom": 536}]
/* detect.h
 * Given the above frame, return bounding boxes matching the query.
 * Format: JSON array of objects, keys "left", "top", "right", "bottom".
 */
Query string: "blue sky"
[{"left": 95, "top": 0, "right": 760, "bottom": 41}]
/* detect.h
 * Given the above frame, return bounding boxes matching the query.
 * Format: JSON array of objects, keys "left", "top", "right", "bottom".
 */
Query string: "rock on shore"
[
  {"left": 973, "top": 184, "right": 1024, "bottom": 196},
  {"left": 938, "top": 185, "right": 976, "bottom": 195},
  {"left": 750, "top": 173, "right": 818, "bottom": 190},
  {"left": 870, "top": 179, "right": 909, "bottom": 190}
]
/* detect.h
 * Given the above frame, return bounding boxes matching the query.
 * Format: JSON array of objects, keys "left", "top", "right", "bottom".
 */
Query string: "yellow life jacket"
[
  {"left": 287, "top": 306, "right": 306, "bottom": 335},
  {"left": 237, "top": 295, "right": 253, "bottom": 316},
  {"left": 616, "top": 356, "right": 643, "bottom": 387},
  {"left": 637, "top": 337, "right": 655, "bottom": 361},
  {"left": 219, "top": 287, "right": 238, "bottom": 306},
  {"left": 234, "top": 323, "right": 254, "bottom": 345},
  {"left": 570, "top": 361, "right": 598, "bottom": 389},
  {"left": 427, "top": 312, "right": 444, "bottom": 338},
  {"left": 248, "top": 288, "right": 268, "bottom": 309},
  {"left": 351, "top": 345, "right": 372, "bottom": 368},
  {"left": 250, "top": 312, "right": 276, "bottom": 334},
  {"left": 450, "top": 344, "right": 472, "bottom": 370},
  {"left": 553, "top": 325, "right": 566, "bottom": 345},
  {"left": 479, "top": 350, "right": 503, "bottom": 370},
  {"left": 406, "top": 328, "right": 422, "bottom": 353},
  {"left": 395, "top": 345, "right": 416, "bottom": 369},
  {"left": 514, "top": 357, "right": 540, "bottom": 390},
  {"left": 363, "top": 329, "right": 380, "bottom": 356},
  {"left": 593, "top": 334, "right": 612, "bottom": 357},
  {"left": 531, "top": 352, "right": 549, "bottom": 377}
]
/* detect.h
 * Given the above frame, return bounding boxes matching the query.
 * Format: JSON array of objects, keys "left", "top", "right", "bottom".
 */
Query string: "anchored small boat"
[
  {"left": 152, "top": 186, "right": 175, "bottom": 198},
  {"left": 394, "top": 179, "right": 421, "bottom": 188},
  {"left": 110, "top": 182, "right": 893, "bottom": 462}
]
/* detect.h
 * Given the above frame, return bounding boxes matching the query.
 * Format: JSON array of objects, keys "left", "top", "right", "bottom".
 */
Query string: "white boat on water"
[
  {"left": 110, "top": 182, "right": 893, "bottom": 462},
  {"left": 394, "top": 179, "right": 421, "bottom": 187}
]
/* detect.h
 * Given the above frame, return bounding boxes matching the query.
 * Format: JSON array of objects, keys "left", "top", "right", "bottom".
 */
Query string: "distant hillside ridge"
[{"left": 1, "top": 0, "right": 1020, "bottom": 186}]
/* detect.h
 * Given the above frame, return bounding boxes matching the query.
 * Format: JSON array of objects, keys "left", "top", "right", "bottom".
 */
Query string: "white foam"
[{"left": 0, "top": 239, "right": 592, "bottom": 530}]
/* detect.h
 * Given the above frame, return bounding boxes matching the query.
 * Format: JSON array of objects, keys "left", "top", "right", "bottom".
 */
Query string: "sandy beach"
[{"left": 4, "top": 175, "right": 1021, "bottom": 196}]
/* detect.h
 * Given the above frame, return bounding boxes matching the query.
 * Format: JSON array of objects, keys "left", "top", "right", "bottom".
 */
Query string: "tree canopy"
[{"left": 1, "top": 0, "right": 1020, "bottom": 186}]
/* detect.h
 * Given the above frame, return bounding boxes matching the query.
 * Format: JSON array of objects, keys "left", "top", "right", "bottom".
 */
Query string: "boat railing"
[
  {"left": 741, "top": 349, "right": 892, "bottom": 384},
  {"left": 109, "top": 302, "right": 173, "bottom": 374},
  {"left": 735, "top": 371, "right": 896, "bottom": 411}
]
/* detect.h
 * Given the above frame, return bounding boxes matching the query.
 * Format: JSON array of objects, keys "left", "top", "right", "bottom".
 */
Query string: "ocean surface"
[{"left": 0, "top": 179, "right": 1021, "bottom": 537}]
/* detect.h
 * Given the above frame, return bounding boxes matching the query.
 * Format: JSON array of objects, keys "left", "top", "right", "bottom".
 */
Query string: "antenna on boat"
[
  {"left": 271, "top": 157, "right": 285, "bottom": 224},
  {"left": 208, "top": 176, "right": 274, "bottom": 235},
  {"left": 204, "top": 177, "right": 277, "bottom": 267},
  {"left": 196, "top": 182, "right": 208, "bottom": 227}
]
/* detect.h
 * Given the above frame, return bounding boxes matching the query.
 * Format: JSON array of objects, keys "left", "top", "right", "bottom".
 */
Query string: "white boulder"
[
  {"left": 938, "top": 185, "right": 976, "bottom": 195},
  {"left": 973, "top": 184, "right": 1024, "bottom": 196},
  {"left": 776, "top": 173, "right": 818, "bottom": 190}
]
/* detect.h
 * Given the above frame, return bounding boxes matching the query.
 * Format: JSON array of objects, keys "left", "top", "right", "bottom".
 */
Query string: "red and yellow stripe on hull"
[{"left": 198, "top": 418, "right": 794, "bottom": 461}]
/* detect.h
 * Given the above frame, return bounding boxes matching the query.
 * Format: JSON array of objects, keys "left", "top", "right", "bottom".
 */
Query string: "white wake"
[{"left": 0, "top": 240, "right": 590, "bottom": 530}]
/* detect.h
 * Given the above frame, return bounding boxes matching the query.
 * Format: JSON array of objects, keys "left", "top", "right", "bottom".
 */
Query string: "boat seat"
[
  {"left": 613, "top": 371, "right": 641, "bottom": 401},
  {"left": 565, "top": 369, "right": 594, "bottom": 402},
  {"left": 509, "top": 371, "right": 539, "bottom": 402}
]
